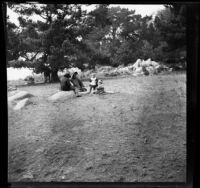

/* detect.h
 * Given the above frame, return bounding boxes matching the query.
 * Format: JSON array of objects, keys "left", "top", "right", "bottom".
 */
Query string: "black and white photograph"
[{"left": 6, "top": 3, "right": 187, "bottom": 183}]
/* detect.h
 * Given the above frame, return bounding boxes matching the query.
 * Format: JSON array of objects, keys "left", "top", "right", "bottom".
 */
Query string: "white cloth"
[{"left": 90, "top": 77, "right": 97, "bottom": 86}]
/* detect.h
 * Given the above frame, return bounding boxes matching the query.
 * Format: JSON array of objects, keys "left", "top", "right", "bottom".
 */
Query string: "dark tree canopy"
[{"left": 7, "top": 4, "right": 187, "bottom": 81}]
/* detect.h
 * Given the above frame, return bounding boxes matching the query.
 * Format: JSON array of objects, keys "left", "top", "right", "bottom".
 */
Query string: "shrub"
[{"left": 24, "top": 76, "right": 35, "bottom": 84}]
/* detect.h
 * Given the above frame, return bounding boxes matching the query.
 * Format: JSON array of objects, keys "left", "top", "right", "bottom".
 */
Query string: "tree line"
[{"left": 7, "top": 4, "right": 186, "bottom": 82}]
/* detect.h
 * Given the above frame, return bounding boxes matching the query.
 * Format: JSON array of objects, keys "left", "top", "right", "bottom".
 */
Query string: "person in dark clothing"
[
  {"left": 60, "top": 73, "right": 80, "bottom": 96},
  {"left": 44, "top": 67, "right": 51, "bottom": 83},
  {"left": 70, "top": 72, "right": 87, "bottom": 92}
]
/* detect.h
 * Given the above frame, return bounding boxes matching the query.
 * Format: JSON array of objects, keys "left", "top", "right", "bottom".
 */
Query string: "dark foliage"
[{"left": 7, "top": 4, "right": 186, "bottom": 78}]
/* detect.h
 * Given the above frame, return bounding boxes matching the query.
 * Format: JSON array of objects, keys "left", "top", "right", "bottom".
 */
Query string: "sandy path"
[{"left": 8, "top": 73, "right": 186, "bottom": 182}]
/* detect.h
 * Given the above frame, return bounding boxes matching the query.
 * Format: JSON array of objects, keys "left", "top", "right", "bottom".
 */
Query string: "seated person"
[
  {"left": 71, "top": 72, "right": 87, "bottom": 92},
  {"left": 60, "top": 73, "right": 80, "bottom": 96},
  {"left": 89, "top": 73, "right": 98, "bottom": 93},
  {"left": 95, "top": 79, "right": 105, "bottom": 94}
]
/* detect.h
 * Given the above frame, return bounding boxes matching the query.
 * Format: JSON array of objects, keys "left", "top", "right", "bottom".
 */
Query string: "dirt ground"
[{"left": 8, "top": 73, "right": 186, "bottom": 182}]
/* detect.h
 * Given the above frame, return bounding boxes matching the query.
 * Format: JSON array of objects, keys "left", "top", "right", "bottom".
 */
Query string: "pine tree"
[
  {"left": 7, "top": 3, "right": 84, "bottom": 82},
  {"left": 154, "top": 5, "right": 186, "bottom": 63}
]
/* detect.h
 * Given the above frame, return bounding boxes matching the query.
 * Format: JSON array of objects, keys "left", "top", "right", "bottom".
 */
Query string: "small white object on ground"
[{"left": 13, "top": 98, "right": 31, "bottom": 110}]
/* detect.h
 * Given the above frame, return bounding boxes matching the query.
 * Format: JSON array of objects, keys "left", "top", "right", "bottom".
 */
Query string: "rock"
[
  {"left": 133, "top": 59, "right": 142, "bottom": 68},
  {"left": 134, "top": 67, "right": 143, "bottom": 74},
  {"left": 146, "top": 66, "right": 155, "bottom": 75},
  {"left": 8, "top": 91, "right": 33, "bottom": 102},
  {"left": 8, "top": 86, "right": 17, "bottom": 92},
  {"left": 118, "top": 67, "right": 131, "bottom": 74},
  {"left": 97, "top": 66, "right": 112, "bottom": 72},
  {"left": 48, "top": 91, "right": 75, "bottom": 101},
  {"left": 151, "top": 61, "right": 159, "bottom": 67},
  {"left": 112, "top": 105, "right": 117, "bottom": 108},
  {"left": 141, "top": 59, "right": 153, "bottom": 67},
  {"left": 36, "top": 148, "right": 45, "bottom": 153},
  {"left": 21, "top": 172, "right": 34, "bottom": 181},
  {"left": 104, "top": 71, "right": 120, "bottom": 77},
  {"left": 13, "top": 98, "right": 31, "bottom": 110}
]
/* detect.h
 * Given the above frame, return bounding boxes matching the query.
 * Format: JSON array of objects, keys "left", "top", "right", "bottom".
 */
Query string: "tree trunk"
[{"left": 51, "top": 71, "right": 59, "bottom": 82}]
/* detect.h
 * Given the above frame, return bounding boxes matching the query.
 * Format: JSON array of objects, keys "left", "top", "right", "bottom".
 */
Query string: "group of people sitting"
[{"left": 60, "top": 72, "right": 104, "bottom": 97}]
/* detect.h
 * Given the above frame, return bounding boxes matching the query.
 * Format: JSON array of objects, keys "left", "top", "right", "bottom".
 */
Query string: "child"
[
  {"left": 95, "top": 79, "right": 105, "bottom": 94},
  {"left": 89, "top": 73, "right": 98, "bottom": 93}
]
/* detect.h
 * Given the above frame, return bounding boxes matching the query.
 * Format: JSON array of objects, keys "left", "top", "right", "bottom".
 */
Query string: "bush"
[{"left": 24, "top": 76, "right": 35, "bottom": 84}]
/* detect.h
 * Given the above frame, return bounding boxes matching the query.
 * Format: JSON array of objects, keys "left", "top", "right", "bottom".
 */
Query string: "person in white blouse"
[{"left": 89, "top": 73, "right": 98, "bottom": 93}]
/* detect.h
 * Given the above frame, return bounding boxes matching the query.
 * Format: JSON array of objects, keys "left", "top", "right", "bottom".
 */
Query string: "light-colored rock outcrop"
[
  {"left": 13, "top": 98, "right": 31, "bottom": 110},
  {"left": 8, "top": 91, "right": 33, "bottom": 102}
]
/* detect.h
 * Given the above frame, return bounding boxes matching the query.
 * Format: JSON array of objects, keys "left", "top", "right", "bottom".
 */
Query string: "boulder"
[
  {"left": 141, "top": 59, "right": 152, "bottom": 67},
  {"left": 134, "top": 67, "right": 143, "bottom": 73},
  {"left": 107, "top": 70, "right": 120, "bottom": 77},
  {"left": 48, "top": 91, "right": 75, "bottom": 101},
  {"left": 13, "top": 98, "right": 31, "bottom": 110},
  {"left": 19, "top": 171, "right": 34, "bottom": 181},
  {"left": 97, "top": 66, "right": 112, "bottom": 72},
  {"left": 151, "top": 61, "right": 159, "bottom": 67},
  {"left": 118, "top": 67, "right": 129, "bottom": 72},
  {"left": 8, "top": 91, "right": 33, "bottom": 102},
  {"left": 132, "top": 59, "right": 142, "bottom": 69},
  {"left": 146, "top": 66, "right": 157, "bottom": 75},
  {"left": 128, "top": 65, "right": 135, "bottom": 71},
  {"left": 133, "top": 67, "right": 144, "bottom": 76}
]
